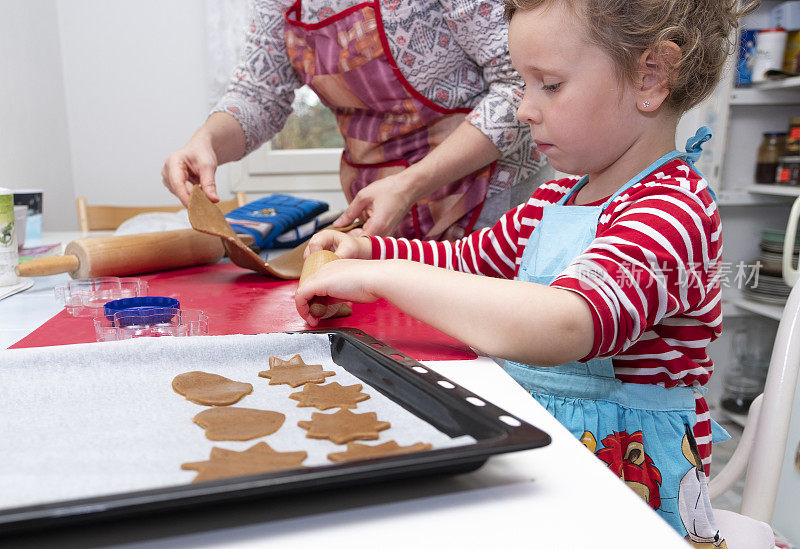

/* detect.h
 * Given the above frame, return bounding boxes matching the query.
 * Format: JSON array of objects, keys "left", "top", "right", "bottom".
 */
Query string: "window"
[
  {"left": 228, "top": 87, "right": 345, "bottom": 201},
  {"left": 206, "top": 4, "right": 344, "bottom": 202},
  {"left": 271, "top": 86, "right": 343, "bottom": 150}
]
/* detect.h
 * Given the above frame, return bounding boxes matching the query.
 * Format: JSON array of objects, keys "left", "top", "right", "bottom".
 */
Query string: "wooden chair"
[{"left": 76, "top": 192, "right": 246, "bottom": 232}]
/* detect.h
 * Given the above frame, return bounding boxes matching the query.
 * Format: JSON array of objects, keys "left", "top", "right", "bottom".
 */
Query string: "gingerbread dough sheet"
[{"left": 0, "top": 333, "right": 474, "bottom": 510}]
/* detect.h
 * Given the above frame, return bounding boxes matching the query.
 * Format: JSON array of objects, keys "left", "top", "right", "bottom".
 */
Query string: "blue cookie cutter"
[{"left": 104, "top": 296, "right": 180, "bottom": 327}]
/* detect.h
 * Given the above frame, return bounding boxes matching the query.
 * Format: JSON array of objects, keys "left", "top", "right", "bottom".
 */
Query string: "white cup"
[
  {"left": 752, "top": 29, "right": 788, "bottom": 83},
  {"left": 14, "top": 205, "right": 27, "bottom": 249}
]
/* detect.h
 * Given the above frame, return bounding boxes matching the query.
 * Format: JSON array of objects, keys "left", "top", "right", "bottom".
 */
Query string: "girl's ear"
[{"left": 636, "top": 41, "right": 681, "bottom": 113}]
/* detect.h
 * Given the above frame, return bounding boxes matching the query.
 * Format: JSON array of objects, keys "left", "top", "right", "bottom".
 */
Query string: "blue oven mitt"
[
  {"left": 272, "top": 210, "right": 342, "bottom": 248},
  {"left": 225, "top": 194, "right": 328, "bottom": 250}
]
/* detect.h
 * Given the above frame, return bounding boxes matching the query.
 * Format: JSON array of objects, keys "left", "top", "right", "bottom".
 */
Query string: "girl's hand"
[
  {"left": 333, "top": 171, "right": 419, "bottom": 236},
  {"left": 295, "top": 259, "right": 384, "bottom": 326},
  {"left": 304, "top": 229, "right": 372, "bottom": 260},
  {"left": 161, "top": 130, "right": 220, "bottom": 207}
]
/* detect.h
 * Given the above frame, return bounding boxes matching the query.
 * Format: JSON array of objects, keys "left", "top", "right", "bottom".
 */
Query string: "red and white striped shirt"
[{"left": 370, "top": 159, "right": 721, "bottom": 473}]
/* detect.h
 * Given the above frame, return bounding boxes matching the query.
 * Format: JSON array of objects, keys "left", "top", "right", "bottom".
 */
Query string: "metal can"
[
  {"left": 787, "top": 116, "right": 800, "bottom": 156},
  {"left": 777, "top": 156, "right": 800, "bottom": 186}
]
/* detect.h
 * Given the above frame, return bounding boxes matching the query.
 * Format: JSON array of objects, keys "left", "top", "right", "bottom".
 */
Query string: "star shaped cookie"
[
  {"left": 172, "top": 371, "right": 253, "bottom": 406},
  {"left": 327, "top": 441, "right": 433, "bottom": 463},
  {"left": 289, "top": 382, "right": 370, "bottom": 410},
  {"left": 259, "top": 354, "right": 335, "bottom": 387},
  {"left": 297, "top": 409, "right": 390, "bottom": 444},
  {"left": 181, "top": 442, "right": 307, "bottom": 483}
]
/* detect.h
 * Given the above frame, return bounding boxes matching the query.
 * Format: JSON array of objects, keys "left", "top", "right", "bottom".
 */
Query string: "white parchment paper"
[{"left": 0, "top": 333, "right": 473, "bottom": 510}]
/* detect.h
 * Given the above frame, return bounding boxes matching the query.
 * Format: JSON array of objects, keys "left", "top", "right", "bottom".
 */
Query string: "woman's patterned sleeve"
[
  {"left": 211, "top": 0, "right": 302, "bottom": 156},
  {"left": 440, "top": 0, "right": 530, "bottom": 157}
]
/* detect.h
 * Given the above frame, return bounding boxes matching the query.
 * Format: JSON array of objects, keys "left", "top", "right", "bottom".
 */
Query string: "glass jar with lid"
[
  {"left": 755, "top": 132, "right": 787, "bottom": 184},
  {"left": 721, "top": 324, "right": 776, "bottom": 415}
]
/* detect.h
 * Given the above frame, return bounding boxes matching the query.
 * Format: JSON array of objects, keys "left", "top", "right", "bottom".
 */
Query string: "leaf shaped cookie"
[{"left": 172, "top": 371, "right": 252, "bottom": 406}]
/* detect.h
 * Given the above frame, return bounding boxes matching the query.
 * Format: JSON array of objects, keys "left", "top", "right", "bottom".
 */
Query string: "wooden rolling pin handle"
[
  {"left": 15, "top": 255, "right": 80, "bottom": 277},
  {"left": 299, "top": 250, "right": 339, "bottom": 318}
]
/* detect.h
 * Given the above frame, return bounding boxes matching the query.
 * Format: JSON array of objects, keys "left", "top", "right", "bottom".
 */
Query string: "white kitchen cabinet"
[
  {"left": 699, "top": 2, "right": 800, "bottom": 541},
  {"left": 686, "top": 2, "right": 800, "bottom": 418}
]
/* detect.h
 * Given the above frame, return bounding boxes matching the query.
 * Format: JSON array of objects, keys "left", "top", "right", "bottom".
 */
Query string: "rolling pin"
[
  {"left": 299, "top": 250, "right": 352, "bottom": 319},
  {"left": 15, "top": 229, "right": 225, "bottom": 278}
]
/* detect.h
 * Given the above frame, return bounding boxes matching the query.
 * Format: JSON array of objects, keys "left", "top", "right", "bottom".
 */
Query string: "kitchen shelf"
[
  {"left": 721, "top": 299, "right": 755, "bottom": 318},
  {"left": 757, "top": 75, "right": 800, "bottom": 91},
  {"left": 717, "top": 188, "right": 792, "bottom": 205},
  {"left": 729, "top": 79, "right": 800, "bottom": 105},
  {"left": 727, "top": 295, "right": 784, "bottom": 321},
  {"left": 717, "top": 407, "right": 749, "bottom": 429},
  {"left": 747, "top": 185, "right": 800, "bottom": 197}
]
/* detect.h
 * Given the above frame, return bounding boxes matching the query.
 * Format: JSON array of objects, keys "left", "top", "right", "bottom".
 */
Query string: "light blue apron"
[{"left": 504, "top": 128, "right": 728, "bottom": 542}]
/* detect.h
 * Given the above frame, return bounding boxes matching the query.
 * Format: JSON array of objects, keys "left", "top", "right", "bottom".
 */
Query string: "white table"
[{"left": 0, "top": 233, "right": 687, "bottom": 548}]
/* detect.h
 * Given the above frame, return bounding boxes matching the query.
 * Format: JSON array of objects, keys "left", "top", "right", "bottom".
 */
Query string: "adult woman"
[{"left": 162, "top": 0, "right": 549, "bottom": 239}]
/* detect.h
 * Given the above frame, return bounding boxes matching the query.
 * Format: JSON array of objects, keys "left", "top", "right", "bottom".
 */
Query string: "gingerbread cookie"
[
  {"left": 259, "top": 354, "right": 335, "bottom": 387},
  {"left": 327, "top": 441, "right": 433, "bottom": 463},
  {"left": 192, "top": 407, "right": 285, "bottom": 441},
  {"left": 289, "top": 382, "right": 370, "bottom": 410},
  {"left": 172, "top": 371, "right": 253, "bottom": 406},
  {"left": 181, "top": 442, "right": 307, "bottom": 483},
  {"left": 297, "top": 409, "right": 390, "bottom": 444}
]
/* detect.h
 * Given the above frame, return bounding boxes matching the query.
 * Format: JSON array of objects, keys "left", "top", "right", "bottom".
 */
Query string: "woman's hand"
[
  {"left": 295, "top": 259, "right": 384, "bottom": 326},
  {"left": 333, "top": 122, "right": 501, "bottom": 236},
  {"left": 333, "top": 171, "right": 420, "bottom": 237},
  {"left": 304, "top": 229, "right": 373, "bottom": 260},
  {"left": 161, "top": 130, "right": 220, "bottom": 207},
  {"left": 162, "top": 113, "right": 246, "bottom": 207}
]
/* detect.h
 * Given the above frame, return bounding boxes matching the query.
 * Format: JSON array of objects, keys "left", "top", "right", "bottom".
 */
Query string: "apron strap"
[
  {"left": 684, "top": 126, "right": 712, "bottom": 166},
  {"left": 559, "top": 126, "right": 715, "bottom": 207},
  {"left": 681, "top": 126, "right": 715, "bottom": 197}
]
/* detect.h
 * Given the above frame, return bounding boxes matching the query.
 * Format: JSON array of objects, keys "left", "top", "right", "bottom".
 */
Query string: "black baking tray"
[{"left": 0, "top": 328, "right": 550, "bottom": 534}]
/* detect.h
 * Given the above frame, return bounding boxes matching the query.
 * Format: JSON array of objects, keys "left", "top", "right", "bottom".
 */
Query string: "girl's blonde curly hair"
[{"left": 504, "top": 0, "right": 758, "bottom": 113}]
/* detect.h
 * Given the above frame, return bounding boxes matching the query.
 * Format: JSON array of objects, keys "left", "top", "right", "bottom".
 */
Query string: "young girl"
[{"left": 296, "top": 0, "right": 755, "bottom": 542}]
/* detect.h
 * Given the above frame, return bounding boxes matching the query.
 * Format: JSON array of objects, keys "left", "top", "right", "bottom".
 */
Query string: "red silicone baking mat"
[{"left": 10, "top": 262, "right": 477, "bottom": 361}]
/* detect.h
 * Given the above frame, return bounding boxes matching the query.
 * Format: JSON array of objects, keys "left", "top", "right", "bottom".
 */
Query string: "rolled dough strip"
[{"left": 299, "top": 250, "right": 352, "bottom": 319}]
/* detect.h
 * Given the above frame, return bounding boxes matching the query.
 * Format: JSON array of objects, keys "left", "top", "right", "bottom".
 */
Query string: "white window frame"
[{"left": 229, "top": 143, "right": 343, "bottom": 194}]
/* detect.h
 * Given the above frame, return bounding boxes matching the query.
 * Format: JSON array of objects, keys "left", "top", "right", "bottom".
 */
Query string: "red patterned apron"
[{"left": 284, "top": 1, "right": 491, "bottom": 240}]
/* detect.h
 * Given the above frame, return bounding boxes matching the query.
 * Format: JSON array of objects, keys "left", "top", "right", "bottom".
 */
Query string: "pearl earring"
[{"left": 642, "top": 100, "right": 651, "bottom": 108}]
